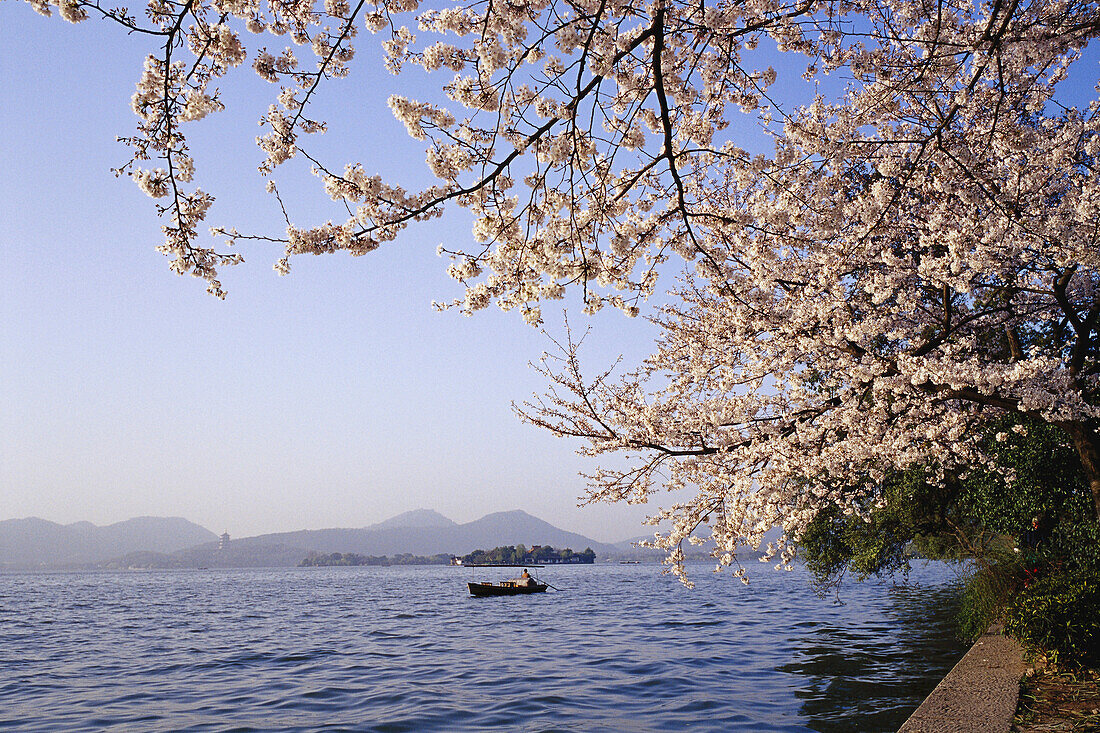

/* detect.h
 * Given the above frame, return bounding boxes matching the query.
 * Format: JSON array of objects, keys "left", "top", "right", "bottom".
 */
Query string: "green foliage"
[
  {"left": 300, "top": 552, "right": 387, "bottom": 567},
  {"left": 956, "top": 561, "right": 1030, "bottom": 641},
  {"left": 799, "top": 505, "right": 901, "bottom": 591},
  {"left": 799, "top": 466, "right": 968, "bottom": 592},
  {"left": 529, "top": 544, "right": 558, "bottom": 562},
  {"left": 960, "top": 417, "right": 1095, "bottom": 572},
  {"left": 1004, "top": 570, "right": 1100, "bottom": 666},
  {"left": 463, "top": 545, "right": 524, "bottom": 564},
  {"left": 963, "top": 418, "right": 1083, "bottom": 545},
  {"left": 799, "top": 415, "right": 1098, "bottom": 594}
]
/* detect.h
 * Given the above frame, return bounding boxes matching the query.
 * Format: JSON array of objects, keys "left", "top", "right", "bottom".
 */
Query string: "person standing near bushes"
[{"left": 1018, "top": 514, "right": 1050, "bottom": 579}]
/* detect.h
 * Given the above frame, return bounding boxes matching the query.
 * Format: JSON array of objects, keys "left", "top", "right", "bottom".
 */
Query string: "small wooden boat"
[
  {"left": 467, "top": 580, "right": 548, "bottom": 597},
  {"left": 463, "top": 564, "right": 550, "bottom": 597}
]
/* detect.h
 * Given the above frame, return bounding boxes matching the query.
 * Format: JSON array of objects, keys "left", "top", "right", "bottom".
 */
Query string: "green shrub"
[
  {"left": 1003, "top": 569, "right": 1100, "bottom": 666},
  {"left": 957, "top": 562, "right": 1028, "bottom": 642}
]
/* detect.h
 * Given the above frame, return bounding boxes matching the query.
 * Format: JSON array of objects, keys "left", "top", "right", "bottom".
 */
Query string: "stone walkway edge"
[{"left": 897, "top": 623, "right": 1026, "bottom": 733}]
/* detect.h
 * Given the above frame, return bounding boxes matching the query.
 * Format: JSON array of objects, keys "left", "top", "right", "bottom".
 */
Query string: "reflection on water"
[
  {"left": 0, "top": 563, "right": 967, "bottom": 732},
  {"left": 777, "top": 576, "right": 966, "bottom": 733}
]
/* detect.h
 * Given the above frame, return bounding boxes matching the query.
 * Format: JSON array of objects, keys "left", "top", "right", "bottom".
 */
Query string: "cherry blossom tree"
[{"left": 23, "top": 0, "right": 1100, "bottom": 579}]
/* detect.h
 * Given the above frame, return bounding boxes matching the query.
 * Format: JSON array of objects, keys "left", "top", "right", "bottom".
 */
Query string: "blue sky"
[{"left": 0, "top": 7, "right": 662, "bottom": 541}]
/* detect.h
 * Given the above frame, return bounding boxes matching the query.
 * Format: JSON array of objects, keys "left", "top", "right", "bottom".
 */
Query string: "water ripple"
[{"left": 0, "top": 563, "right": 965, "bottom": 732}]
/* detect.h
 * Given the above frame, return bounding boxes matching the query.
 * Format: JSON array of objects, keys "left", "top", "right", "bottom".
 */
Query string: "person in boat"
[{"left": 518, "top": 568, "right": 535, "bottom": 587}]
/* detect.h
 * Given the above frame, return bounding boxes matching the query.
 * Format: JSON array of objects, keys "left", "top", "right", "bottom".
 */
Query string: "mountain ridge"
[
  {"left": 0, "top": 510, "right": 669, "bottom": 569},
  {"left": 368, "top": 508, "right": 456, "bottom": 530},
  {"left": 225, "top": 509, "right": 622, "bottom": 561},
  {"left": 0, "top": 516, "right": 218, "bottom": 567}
]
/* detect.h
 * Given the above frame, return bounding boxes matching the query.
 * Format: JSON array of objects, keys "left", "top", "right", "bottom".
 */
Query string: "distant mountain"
[
  {"left": 229, "top": 509, "right": 619, "bottom": 560},
  {"left": 368, "top": 509, "right": 456, "bottom": 530},
  {"left": 457, "top": 510, "right": 613, "bottom": 555},
  {"left": 107, "top": 509, "right": 625, "bottom": 568},
  {"left": 0, "top": 516, "right": 218, "bottom": 568}
]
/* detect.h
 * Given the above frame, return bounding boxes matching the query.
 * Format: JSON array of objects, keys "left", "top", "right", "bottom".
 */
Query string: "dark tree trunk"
[{"left": 1063, "top": 421, "right": 1100, "bottom": 525}]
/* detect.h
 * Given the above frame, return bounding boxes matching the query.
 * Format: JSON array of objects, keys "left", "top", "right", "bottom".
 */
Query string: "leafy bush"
[
  {"left": 960, "top": 420, "right": 1086, "bottom": 537},
  {"left": 1003, "top": 569, "right": 1100, "bottom": 666},
  {"left": 955, "top": 561, "right": 1031, "bottom": 641}
]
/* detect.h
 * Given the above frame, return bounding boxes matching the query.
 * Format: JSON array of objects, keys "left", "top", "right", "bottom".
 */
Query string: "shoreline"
[{"left": 898, "top": 623, "right": 1025, "bottom": 733}]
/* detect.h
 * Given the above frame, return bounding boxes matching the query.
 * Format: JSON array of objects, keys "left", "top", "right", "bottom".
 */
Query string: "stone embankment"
[{"left": 898, "top": 624, "right": 1025, "bottom": 733}]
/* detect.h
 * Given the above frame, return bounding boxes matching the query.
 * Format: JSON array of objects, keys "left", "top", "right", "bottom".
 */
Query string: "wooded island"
[{"left": 461, "top": 545, "right": 596, "bottom": 565}]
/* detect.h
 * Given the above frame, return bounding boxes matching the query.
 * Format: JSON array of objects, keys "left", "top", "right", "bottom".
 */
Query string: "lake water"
[{"left": 0, "top": 562, "right": 967, "bottom": 732}]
